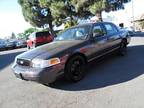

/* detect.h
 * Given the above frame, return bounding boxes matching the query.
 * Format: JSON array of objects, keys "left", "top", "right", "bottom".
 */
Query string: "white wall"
[{"left": 103, "top": 0, "right": 144, "bottom": 27}]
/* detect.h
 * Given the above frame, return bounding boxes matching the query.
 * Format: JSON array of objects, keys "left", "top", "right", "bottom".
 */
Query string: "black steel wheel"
[{"left": 65, "top": 55, "right": 86, "bottom": 82}]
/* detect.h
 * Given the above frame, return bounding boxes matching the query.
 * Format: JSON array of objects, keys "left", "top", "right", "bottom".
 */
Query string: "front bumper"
[{"left": 12, "top": 63, "right": 64, "bottom": 84}]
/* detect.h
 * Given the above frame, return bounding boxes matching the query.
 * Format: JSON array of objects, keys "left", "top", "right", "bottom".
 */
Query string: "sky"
[
  {"left": 0, "top": 0, "right": 32, "bottom": 38},
  {"left": 0, "top": 0, "right": 144, "bottom": 39}
]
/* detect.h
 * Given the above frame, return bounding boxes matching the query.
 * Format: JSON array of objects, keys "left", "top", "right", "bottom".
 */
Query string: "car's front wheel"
[{"left": 65, "top": 55, "right": 86, "bottom": 82}]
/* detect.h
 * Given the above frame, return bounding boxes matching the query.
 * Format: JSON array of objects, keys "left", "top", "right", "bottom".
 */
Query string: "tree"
[
  {"left": 18, "top": 0, "right": 78, "bottom": 36},
  {"left": 18, "top": 0, "right": 131, "bottom": 34},
  {"left": 17, "top": 33, "right": 25, "bottom": 39},
  {"left": 17, "top": 28, "right": 37, "bottom": 39},
  {"left": 64, "top": 19, "right": 77, "bottom": 29},
  {"left": 18, "top": 0, "right": 55, "bottom": 36},
  {"left": 11, "top": 32, "right": 16, "bottom": 39},
  {"left": 71, "top": 0, "right": 131, "bottom": 21},
  {"left": 39, "top": 0, "right": 77, "bottom": 27},
  {"left": 24, "top": 28, "right": 38, "bottom": 39}
]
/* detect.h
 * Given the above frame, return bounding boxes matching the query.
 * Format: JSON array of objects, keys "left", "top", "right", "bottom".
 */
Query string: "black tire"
[
  {"left": 65, "top": 55, "right": 86, "bottom": 82},
  {"left": 27, "top": 45, "right": 30, "bottom": 49},
  {"left": 118, "top": 40, "right": 127, "bottom": 56}
]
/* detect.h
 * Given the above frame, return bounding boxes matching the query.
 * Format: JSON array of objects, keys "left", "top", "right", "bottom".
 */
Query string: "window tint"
[
  {"left": 37, "top": 31, "right": 50, "bottom": 37},
  {"left": 104, "top": 24, "right": 118, "bottom": 35}
]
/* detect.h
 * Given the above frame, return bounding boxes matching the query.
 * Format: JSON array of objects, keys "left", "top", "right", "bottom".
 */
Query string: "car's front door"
[{"left": 88, "top": 24, "right": 108, "bottom": 61}]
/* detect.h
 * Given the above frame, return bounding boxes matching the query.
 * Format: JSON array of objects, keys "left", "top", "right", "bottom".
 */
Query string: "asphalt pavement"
[{"left": 0, "top": 36, "right": 144, "bottom": 108}]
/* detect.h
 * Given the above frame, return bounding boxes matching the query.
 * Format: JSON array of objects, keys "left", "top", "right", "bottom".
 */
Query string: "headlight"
[{"left": 32, "top": 58, "right": 61, "bottom": 68}]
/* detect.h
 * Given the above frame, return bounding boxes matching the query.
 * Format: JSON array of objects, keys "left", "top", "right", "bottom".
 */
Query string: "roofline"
[
  {"left": 77, "top": 21, "right": 113, "bottom": 26},
  {"left": 65, "top": 21, "right": 114, "bottom": 30}
]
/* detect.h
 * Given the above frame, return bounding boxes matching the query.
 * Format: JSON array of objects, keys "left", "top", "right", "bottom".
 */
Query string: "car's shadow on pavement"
[
  {"left": 0, "top": 51, "right": 24, "bottom": 71},
  {"left": 50, "top": 45, "right": 144, "bottom": 91}
]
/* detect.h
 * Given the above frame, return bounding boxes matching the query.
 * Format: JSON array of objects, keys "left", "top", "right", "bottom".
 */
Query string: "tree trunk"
[
  {"left": 48, "top": 21, "right": 56, "bottom": 37},
  {"left": 70, "top": 15, "right": 73, "bottom": 26},
  {"left": 96, "top": 10, "right": 103, "bottom": 22}
]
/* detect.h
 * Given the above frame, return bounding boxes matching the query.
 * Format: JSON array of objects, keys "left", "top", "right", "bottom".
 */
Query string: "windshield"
[
  {"left": 29, "top": 32, "right": 35, "bottom": 39},
  {"left": 55, "top": 25, "right": 90, "bottom": 41}
]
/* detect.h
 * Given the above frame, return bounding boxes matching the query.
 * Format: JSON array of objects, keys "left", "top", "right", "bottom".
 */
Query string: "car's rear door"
[{"left": 103, "top": 23, "right": 121, "bottom": 50}]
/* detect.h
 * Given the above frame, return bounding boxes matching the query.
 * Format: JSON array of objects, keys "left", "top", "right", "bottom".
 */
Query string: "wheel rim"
[{"left": 70, "top": 59, "right": 84, "bottom": 81}]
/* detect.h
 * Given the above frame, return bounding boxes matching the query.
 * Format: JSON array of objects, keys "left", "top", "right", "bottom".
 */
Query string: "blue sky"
[
  {"left": 0, "top": 0, "right": 20, "bottom": 12},
  {"left": 0, "top": 0, "right": 31, "bottom": 38}
]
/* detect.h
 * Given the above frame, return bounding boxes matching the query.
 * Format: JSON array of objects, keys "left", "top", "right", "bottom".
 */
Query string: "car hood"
[{"left": 17, "top": 40, "right": 85, "bottom": 60}]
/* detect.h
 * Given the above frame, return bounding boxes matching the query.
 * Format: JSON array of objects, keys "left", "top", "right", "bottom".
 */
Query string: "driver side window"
[{"left": 75, "top": 29, "right": 84, "bottom": 38}]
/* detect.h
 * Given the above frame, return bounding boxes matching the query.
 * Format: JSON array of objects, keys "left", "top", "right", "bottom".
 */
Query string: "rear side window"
[
  {"left": 104, "top": 24, "right": 118, "bottom": 35},
  {"left": 36, "top": 31, "right": 50, "bottom": 37}
]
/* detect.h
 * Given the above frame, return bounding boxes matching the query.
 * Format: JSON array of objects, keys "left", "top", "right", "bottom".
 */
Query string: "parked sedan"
[
  {"left": 12, "top": 22, "right": 131, "bottom": 85},
  {"left": 0, "top": 40, "right": 6, "bottom": 50},
  {"left": 16, "top": 40, "right": 27, "bottom": 48},
  {"left": 5, "top": 40, "right": 17, "bottom": 49}
]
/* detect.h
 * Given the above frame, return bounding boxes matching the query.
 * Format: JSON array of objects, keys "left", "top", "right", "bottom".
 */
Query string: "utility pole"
[{"left": 132, "top": 0, "right": 135, "bottom": 31}]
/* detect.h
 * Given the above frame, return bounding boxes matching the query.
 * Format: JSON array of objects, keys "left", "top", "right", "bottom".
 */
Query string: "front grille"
[{"left": 17, "top": 58, "right": 31, "bottom": 66}]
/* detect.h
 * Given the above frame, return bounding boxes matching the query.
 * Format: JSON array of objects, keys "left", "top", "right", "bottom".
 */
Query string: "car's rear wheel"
[
  {"left": 65, "top": 55, "right": 86, "bottom": 82},
  {"left": 119, "top": 40, "right": 127, "bottom": 56},
  {"left": 32, "top": 43, "right": 36, "bottom": 48},
  {"left": 27, "top": 45, "right": 30, "bottom": 49}
]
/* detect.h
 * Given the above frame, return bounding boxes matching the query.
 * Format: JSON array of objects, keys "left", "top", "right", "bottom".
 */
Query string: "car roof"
[
  {"left": 72, "top": 22, "right": 113, "bottom": 28},
  {"left": 36, "top": 31, "right": 50, "bottom": 34},
  {"left": 29, "top": 31, "right": 51, "bottom": 37}
]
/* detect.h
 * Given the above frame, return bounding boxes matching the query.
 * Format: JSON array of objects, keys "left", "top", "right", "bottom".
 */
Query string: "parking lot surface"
[{"left": 0, "top": 36, "right": 144, "bottom": 108}]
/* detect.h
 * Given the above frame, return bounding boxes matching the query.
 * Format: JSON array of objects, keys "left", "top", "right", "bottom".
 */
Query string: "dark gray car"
[{"left": 12, "top": 22, "right": 131, "bottom": 84}]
